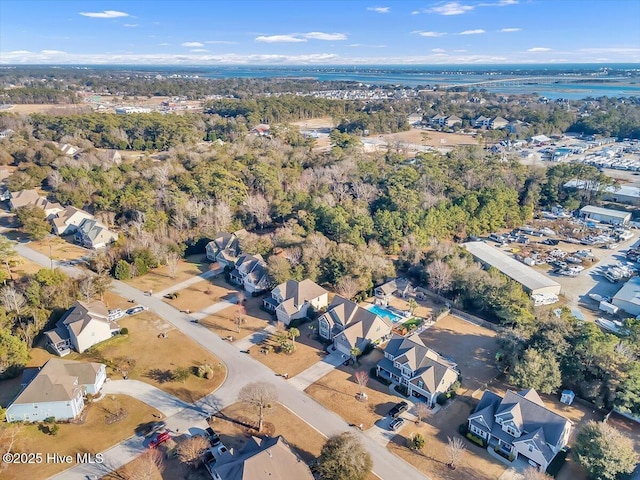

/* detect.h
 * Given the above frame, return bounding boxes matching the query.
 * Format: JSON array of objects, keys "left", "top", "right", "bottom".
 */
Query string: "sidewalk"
[
  {"left": 234, "top": 324, "right": 277, "bottom": 351},
  {"left": 153, "top": 268, "right": 219, "bottom": 298},
  {"left": 288, "top": 351, "right": 345, "bottom": 391}
]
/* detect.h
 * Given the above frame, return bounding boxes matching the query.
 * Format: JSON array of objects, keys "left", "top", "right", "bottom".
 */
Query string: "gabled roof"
[
  {"left": 321, "top": 296, "right": 378, "bottom": 330},
  {"left": 10, "top": 189, "right": 62, "bottom": 212},
  {"left": 10, "top": 358, "right": 103, "bottom": 405},
  {"left": 336, "top": 314, "right": 392, "bottom": 350},
  {"left": 51, "top": 206, "right": 94, "bottom": 231},
  {"left": 57, "top": 300, "right": 113, "bottom": 337},
  {"left": 274, "top": 279, "right": 327, "bottom": 307},
  {"left": 213, "top": 435, "right": 313, "bottom": 480}
]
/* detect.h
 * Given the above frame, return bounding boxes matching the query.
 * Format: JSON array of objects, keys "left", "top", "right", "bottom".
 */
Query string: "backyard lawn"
[{"left": 0, "top": 395, "right": 160, "bottom": 480}]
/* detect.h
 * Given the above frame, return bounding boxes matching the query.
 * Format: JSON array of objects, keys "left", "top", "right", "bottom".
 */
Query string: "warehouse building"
[
  {"left": 612, "top": 276, "right": 640, "bottom": 317},
  {"left": 464, "top": 242, "right": 562, "bottom": 296},
  {"left": 580, "top": 205, "right": 631, "bottom": 225}
]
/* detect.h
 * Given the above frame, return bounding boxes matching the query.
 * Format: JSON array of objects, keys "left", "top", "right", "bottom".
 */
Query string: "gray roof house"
[
  {"left": 45, "top": 300, "right": 121, "bottom": 355},
  {"left": 318, "top": 296, "right": 392, "bottom": 356},
  {"left": 265, "top": 279, "right": 328, "bottom": 326},
  {"left": 376, "top": 334, "right": 459, "bottom": 406},
  {"left": 374, "top": 278, "right": 413, "bottom": 306},
  {"left": 5, "top": 358, "right": 106, "bottom": 422},
  {"left": 207, "top": 435, "right": 314, "bottom": 480},
  {"left": 50, "top": 206, "right": 95, "bottom": 236},
  {"left": 205, "top": 230, "right": 245, "bottom": 267},
  {"left": 74, "top": 218, "right": 118, "bottom": 249},
  {"left": 229, "top": 254, "right": 270, "bottom": 294},
  {"left": 10, "top": 189, "right": 63, "bottom": 219},
  {"left": 467, "top": 389, "right": 572, "bottom": 472}
]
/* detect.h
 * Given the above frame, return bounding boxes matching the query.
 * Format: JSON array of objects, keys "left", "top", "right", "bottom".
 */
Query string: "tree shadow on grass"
[{"left": 145, "top": 369, "right": 175, "bottom": 383}]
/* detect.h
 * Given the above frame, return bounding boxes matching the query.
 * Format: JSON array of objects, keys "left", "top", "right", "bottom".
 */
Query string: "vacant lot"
[
  {"left": 164, "top": 279, "right": 232, "bottom": 312},
  {"left": 1, "top": 395, "right": 160, "bottom": 480},
  {"left": 124, "top": 254, "right": 209, "bottom": 293},
  {"left": 420, "top": 314, "right": 500, "bottom": 394},
  {"left": 201, "top": 295, "right": 272, "bottom": 339},
  {"left": 29, "top": 236, "right": 89, "bottom": 262},
  {"left": 388, "top": 398, "right": 507, "bottom": 480},
  {"left": 249, "top": 323, "right": 326, "bottom": 377},
  {"left": 306, "top": 349, "right": 402, "bottom": 430},
  {"left": 379, "top": 128, "right": 479, "bottom": 147},
  {"left": 12, "top": 255, "right": 44, "bottom": 277}
]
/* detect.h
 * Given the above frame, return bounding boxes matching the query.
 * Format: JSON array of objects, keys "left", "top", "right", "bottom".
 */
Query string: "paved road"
[{"left": 12, "top": 244, "right": 429, "bottom": 480}]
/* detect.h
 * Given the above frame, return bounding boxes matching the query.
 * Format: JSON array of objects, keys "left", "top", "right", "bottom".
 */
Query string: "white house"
[
  {"left": 50, "top": 206, "right": 95, "bottom": 236},
  {"left": 5, "top": 359, "right": 106, "bottom": 422},
  {"left": 318, "top": 296, "right": 392, "bottom": 356},
  {"left": 74, "top": 218, "right": 118, "bottom": 249},
  {"left": 376, "top": 334, "right": 459, "bottom": 406},
  {"left": 229, "top": 254, "right": 270, "bottom": 294},
  {"left": 45, "top": 300, "right": 121, "bottom": 355},
  {"left": 468, "top": 389, "right": 572, "bottom": 472},
  {"left": 265, "top": 279, "right": 328, "bottom": 325}
]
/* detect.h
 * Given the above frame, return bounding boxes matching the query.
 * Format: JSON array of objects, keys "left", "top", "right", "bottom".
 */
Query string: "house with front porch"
[
  {"left": 467, "top": 389, "right": 572, "bottom": 472},
  {"left": 5, "top": 358, "right": 106, "bottom": 422},
  {"left": 318, "top": 296, "right": 392, "bottom": 356},
  {"left": 376, "top": 334, "right": 459, "bottom": 406},
  {"left": 264, "top": 279, "right": 328, "bottom": 325},
  {"left": 374, "top": 278, "right": 413, "bottom": 306},
  {"left": 229, "top": 254, "right": 270, "bottom": 294},
  {"left": 205, "top": 230, "right": 246, "bottom": 267}
]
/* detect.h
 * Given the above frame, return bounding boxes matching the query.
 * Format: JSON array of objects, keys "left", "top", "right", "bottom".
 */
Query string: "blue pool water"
[{"left": 366, "top": 304, "right": 404, "bottom": 323}]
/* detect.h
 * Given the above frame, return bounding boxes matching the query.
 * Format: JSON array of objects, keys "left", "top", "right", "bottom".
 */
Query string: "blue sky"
[{"left": 1, "top": 0, "right": 639, "bottom": 64}]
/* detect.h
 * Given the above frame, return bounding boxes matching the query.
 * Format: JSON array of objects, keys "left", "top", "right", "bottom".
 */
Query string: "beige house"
[
  {"left": 45, "top": 300, "right": 121, "bottom": 355},
  {"left": 51, "top": 206, "right": 95, "bottom": 235},
  {"left": 6, "top": 358, "right": 106, "bottom": 422},
  {"left": 75, "top": 218, "right": 118, "bottom": 249},
  {"left": 318, "top": 296, "right": 392, "bottom": 356},
  {"left": 265, "top": 279, "right": 328, "bottom": 325},
  {"left": 10, "top": 189, "right": 63, "bottom": 218},
  {"left": 205, "top": 230, "right": 246, "bottom": 267}
]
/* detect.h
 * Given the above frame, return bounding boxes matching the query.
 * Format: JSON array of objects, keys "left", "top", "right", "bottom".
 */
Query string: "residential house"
[
  {"left": 265, "top": 279, "right": 328, "bottom": 325},
  {"left": 407, "top": 113, "right": 423, "bottom": 126},
  {"left": 506, "top": 120, "right": 529, "bottom": 136},
  {"left": 99, "top": 149, "right": 122, "bottom": 165},
  {"left": 318, "top": 296, "right": 392, "bottom": 356},
  {"left": 50, "top": 206, "right": 95, "bottom": 236},
  {"left": 430, "top": 114, "right": 447, "bottom": 126},
  {"left": 374, "top": 278, "right": 413, "bottom": 306},
  {"left": 5, "top": 358, "right": 106, "bottom": 422},
  {"left": 45, "top": 300, "right": 121, "bottom": 355},
  {"left": 467, "top": 389, "right": 572, "bottom": 472},
  {"left": 251, "top": 124, "right": 270, "bottom": 136},
  {"left": 376, "top": 334, "right": 459, "bottom": 406},
  {"left": 490, "top": 117, "right": 509, "bottom": 130},
  {"left": 9, "top": 189, "right": 63, "bottom": 219},
  {"left": 445, "top": 115, "right": 463, "bottom": 127},
  {"left": 474, "top": 116, "right": 491, "bottom": 128},
  {"left": 59, "top": 143, "right": 80, "bottom": 156},
  {"left": 75, "top": 218, "right": 118, "bottom": 249},
  {"left": 205, "top": 230, "right": 245, "bottom": 267},
  {"left": 0, "top": 129, "right": 14, "bottom": 139},
  {"left": 207, "top": 435, "right": 314, "bottom": 480},
  {"left": 229, "top": 254, "right": 270, "bottom": 294}
]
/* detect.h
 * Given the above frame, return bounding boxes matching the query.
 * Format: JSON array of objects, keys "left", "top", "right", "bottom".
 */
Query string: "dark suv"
[
  {"left": 205, "top": 427, "right": 221, "bottom": 447},
  {"left": 388, "top": 401, "right": 408, "bottom": 418}
]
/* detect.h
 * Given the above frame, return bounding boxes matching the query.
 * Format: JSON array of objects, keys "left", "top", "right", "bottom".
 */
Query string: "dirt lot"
[
  {"left": 124, "top": 255, "right": 209, "bottom": 293},
  {"left": 379, "top": 128, "right": 479, "bottom": 148},
  {"left": 0, "top": 395, "right": 160, "bottom": 480},
  {"left": 419, "top": 315, "right": 500, "bottom": 394},
  {"left": 5, "top": 104, "right": 89, "bottom": 114},
  {"left": 249, "top": 323, "right": 326, "bottom": 377},
  {"left": 201, "top": 295, "right": 273, "bottom": 339},
  {"left": 306, "top": 349, "right": 403, "bottom": 430},
  {"left": 29, "top": 236, "right": 89, "bottom": 262},
  {"left": 388, "top": 398, "right": 507, "bottom": 480}
]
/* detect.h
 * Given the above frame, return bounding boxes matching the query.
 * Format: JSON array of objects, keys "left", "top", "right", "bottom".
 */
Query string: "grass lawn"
[
  {"left": 387, "top": 399, "right": 507, "bottom": 480},
  {"left": 29, "top": 236, "right": 89, "bottom": 262},
  {"left": 305, "top": 349, "right": 402, "bottom": 430},
  {"left": 164, "top": 280, "right": 232, "bottom": 312},
  {"left": 1, "top": 395, "right": 160, "bottom": 480},
  {"left": 201, "top": 296, "right": 272, "bottom": 339},
  {"left": 124, "top": 254, "right": 209, "bottom": 293},
  {"left": 11, "top": 256, "right": 44, "bottom": 278},
  {"left": 249, "top": 323, "right": 326, "bottom": 377}
]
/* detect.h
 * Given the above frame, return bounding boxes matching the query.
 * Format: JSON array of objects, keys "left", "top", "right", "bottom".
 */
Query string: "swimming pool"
[{"left": 366, "top": 304, "right": 405, "bottom": 323}]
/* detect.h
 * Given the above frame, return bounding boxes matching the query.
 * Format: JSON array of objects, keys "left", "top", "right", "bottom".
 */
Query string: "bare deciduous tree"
[
  {"left": 0, "top": 286, "right": 27, "bottom": 316},
  {"left": 426, "top": 259, "right": 453, "bottom": 294},
  {"left": 352, "top": 180, "right": 378, "bottom": 205},
  {"left": 238, "top": 382, "right": 278, "bottom": 433},
  {"left": 79, "top": 276, "right": 96, "bottom": 300},
  {"left": 354, "top": 370, "right": 369, "bottom": 399},
  {"left": 177, "top": 435, "right": 210, "bottom": 468},
  {"left": 335, "top": 276, "right": 361, "bottom": 300},
  {"left": 522, "top": 467, "right": 553, "bottom": 480},
  {"left": 47, "top": 170, "right": 63, "bottom": 190},
  {"left": 446, "top": 436, "right": 466, "bottom": 470},
  {"left": 414, "top": 402, "right": 433, "bottom": 425},
  {"left": 282, "top": 246, "right": 302, "bottom": 266},
  {"left": 125, "top": 449, "right": 165, "bottom": 480},
  {"left": 244, "top": 193, "right": 271, "bottom": 229},
  {"left": 166, "top": 252, "right": 180, "bottom": 279},
  {"left": 213, "top": 201, "right": 233, "bottom": 233}
]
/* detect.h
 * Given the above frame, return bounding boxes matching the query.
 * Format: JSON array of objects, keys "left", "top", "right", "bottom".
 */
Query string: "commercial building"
[
  {"left": 464, "top": 242, "right": 561, "bottom": 296},
  {"left": 580, "top": 205, "right": 631, "bottom": 225},
  {"left": 612, "top": 276, "right": 640, "bottom": 316}
]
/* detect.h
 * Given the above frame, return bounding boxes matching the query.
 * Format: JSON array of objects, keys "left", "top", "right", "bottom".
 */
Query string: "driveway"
[
  {"left": 12, "top": 244, "right": 430, "bottom": 480},
  {"left": 102, "top": 379, "right": 190, "bottom": 417}
]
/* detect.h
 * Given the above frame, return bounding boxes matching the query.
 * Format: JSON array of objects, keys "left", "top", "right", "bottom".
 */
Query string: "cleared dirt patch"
[
  {"left": 419, "top": 314, "right": 500, "bottom": 394},
  {"left": 0, "top": 394, "right": 160, "bottom": 480},
  {"left": 124, "top": 255, "right": 209, "bottom": 293},
  {"left": 305, "top": 349, "right": 403, "bottom": 430},
  {"left": 29, "top": 236, "right": 89, "bottom": 262},
  {"left": 379, "top": 128, "right": 479, "bottom": 148}
]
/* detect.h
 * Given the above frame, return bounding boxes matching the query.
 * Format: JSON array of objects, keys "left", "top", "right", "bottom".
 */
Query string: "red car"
[{"left": 149, "top": 431, "right": 171, "bottom": 448}]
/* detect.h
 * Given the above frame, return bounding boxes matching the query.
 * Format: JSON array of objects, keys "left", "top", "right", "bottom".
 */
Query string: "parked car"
[
  {"left": 388, "top": 401, "right": 408, "bottom": 418},
  {"left": 543, "top": 238, "right": 560, "bottom": 246},
  {"left": 149, "top": 431, "right": 171, "bottom": 449},
  {"left": 205, "top": 427, "right": 221, "bottom": 447},
  {"left": 389, "top": 418, "right": 405, "bottom": 431},
  {"left": 126, "top": 306, "right": 145, "bottom": 315}
]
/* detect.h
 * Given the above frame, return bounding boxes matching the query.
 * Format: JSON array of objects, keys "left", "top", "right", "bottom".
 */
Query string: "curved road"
[{"left": 14, "top": 243, "right": 429, "bottom": 480}]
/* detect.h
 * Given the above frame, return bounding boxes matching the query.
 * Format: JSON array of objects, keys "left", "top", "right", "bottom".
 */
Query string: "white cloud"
[
  {"left": 528, "top": 47, "right": 551, "bottom": 52},
  {"left": 123, "top": 24, "right": 139, "bottom": 28},
  {"left": 79, "top": 10, "right": 129, "bottom": 18},
  {"left": 205, "top": 40, "right": 238, "bottom": 45},
  {"left": 190, "top": 49, "right": 208, "bottom": 52},
  {"left": 413, "top": 31, "right": 447, "bottom": 37},
  {"left": 577, "top": 47, "right": 640, "bottom": 54},
  {"left": 302, "top": 32, "right": 347, "bottom": 41},
  {"left": 7, "top": 50, "right": 32, "bottom": 54},
  {"left": 479, "top": 0, "right": 518, "bottom": 6},
  {"left": 348, "top": 44, "right": 387, "bottom": 48},
  {"left": 430, "top": 2, "right": 474, "bottom": 15},
  {"left": 181, "top": 42, "right": 204, "bottom": 47},
  {"left": 432, "top": 48, "right": 446, "bottom": 53},
  {"left": 159, "top": 43, "right": 170, "bottom": 46},
  {"left": 41, "top": 50, "right": 66, "bottom": 55},
  {"left": 500, "top": 27, "right": 521, "bottom": 32},
  {"left": 459, "top": 29, "right": 486, "bottom": 35},
  {"left": 255, "top": 35, "right": 307, "bottom": 43},
  {"left": 367, "top": 6, "right": 390, "bottom": 13}
]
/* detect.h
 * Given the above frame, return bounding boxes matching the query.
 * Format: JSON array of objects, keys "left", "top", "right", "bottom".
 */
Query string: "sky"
[{"left": 1, "top": 0, "right": 639, "bottom": 65}]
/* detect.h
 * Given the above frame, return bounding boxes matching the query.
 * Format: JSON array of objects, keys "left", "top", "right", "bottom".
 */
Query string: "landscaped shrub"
[
  {"left": 466, "top": 432, "right": 485, "bottom": 447},
  {"left": 120, "top": 327, "right": 129, "bottom": 335},
  {"left": 458, "top": 423, "right": 468, "bottom": 435},
  {"left": 436, "top": 393, "right": 447, "bottom": 406},
  {"left": 361, "top": 343, "right": 375, "bottom": 356},
  {"left": 173, "top": 367, "right": 191, "bottom": 383}
]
